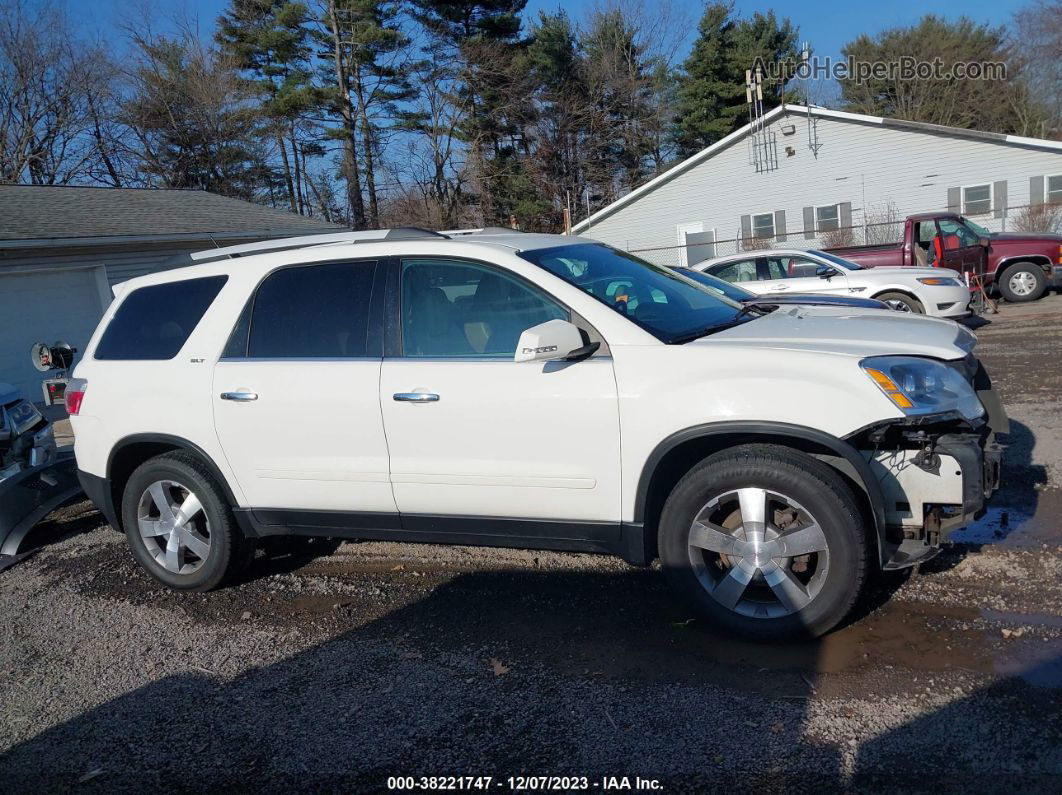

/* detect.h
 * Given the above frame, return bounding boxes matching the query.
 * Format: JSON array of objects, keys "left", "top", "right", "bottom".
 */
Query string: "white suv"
[{"left": 68, "top": 228, "right": 1005, "bottom": 639}]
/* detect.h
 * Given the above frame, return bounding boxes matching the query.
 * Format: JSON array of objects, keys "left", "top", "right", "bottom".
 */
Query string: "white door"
[
  {"left": 0, "top": 267, "right": 106, "bottom": 399},
  {"left": 677, "top": 223, "right": 716, "bottom": 268},
  {"left": 760, "top": 254, "right": 850, "bottom": 296},
  {"left": 213, "top": 260, "right": 396, "bottom": 513},
  {"left": 379, "top": 257, "right": 621, "bottom": 524}
]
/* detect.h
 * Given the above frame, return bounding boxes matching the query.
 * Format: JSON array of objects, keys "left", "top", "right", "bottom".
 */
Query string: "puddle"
[{"left": 950, "top": 505, "right": 1057, "bottom": 547}]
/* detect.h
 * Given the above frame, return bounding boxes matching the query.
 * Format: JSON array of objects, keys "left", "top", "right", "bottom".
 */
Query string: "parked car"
[
  {"left": 673, "top": 266, "right": 889, "bottom": 311},
  {"left": 693, "top": 248, "right": 970, "bottom": 317},
  {"left": 69, "top": 229, "right": 1005, "bottom": 639},
  {"left": 825, "top": 212, "right": 1062, "bottom": 303}
]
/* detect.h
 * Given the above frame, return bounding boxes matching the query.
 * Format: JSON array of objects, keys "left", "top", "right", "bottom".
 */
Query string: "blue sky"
[{"left": 76, "top": 0, "right": 1026, "bottom": 64}]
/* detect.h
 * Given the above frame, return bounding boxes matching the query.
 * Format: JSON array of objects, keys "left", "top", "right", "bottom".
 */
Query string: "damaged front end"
[
  {"left": 847, "top": 357, "right": 1006, "bottom": 569},
  {"left": 0, "top": 386, "right": 79, "bottom": 557}
]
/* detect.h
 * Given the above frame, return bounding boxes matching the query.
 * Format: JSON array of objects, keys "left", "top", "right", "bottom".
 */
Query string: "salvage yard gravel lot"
[{"left": 2, "top": 298, "right": 1062, "bottom": 792}]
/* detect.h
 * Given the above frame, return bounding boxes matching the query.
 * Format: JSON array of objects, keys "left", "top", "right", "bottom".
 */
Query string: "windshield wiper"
[{"left": 667, "top": 304, "right": 767, "bottom": 345}]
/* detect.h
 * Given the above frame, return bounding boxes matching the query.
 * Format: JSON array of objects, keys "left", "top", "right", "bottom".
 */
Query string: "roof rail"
[
  {"left": 440, "top": 226, "right": 524, "bottom": 236},
  {"left": 188, "top": 226, "right": 446, "bottom": 263}
]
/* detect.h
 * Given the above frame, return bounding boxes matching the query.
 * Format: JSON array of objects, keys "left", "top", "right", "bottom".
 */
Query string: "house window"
[
  {"left": 816, "top": 204, "right": 840, "bottom": 231},
  {"left": 752, "top": 212, "right": 775, "bottom": 240},
  {"left": 962, "top": 184, "right": 992, "bottom": 215},
  {"left": 1048, "top": 175, "right": 1062, "bottom": 205}
]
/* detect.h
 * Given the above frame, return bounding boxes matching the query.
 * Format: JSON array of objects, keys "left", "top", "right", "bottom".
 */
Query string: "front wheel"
[
  {"left": 875, "top": 291, "right": 924, "bottom": 314},
  {"left": 658, "top": 444, "right": 868, "bottom": 640},
  {"left": 998, "top": 263, "right": 1045, "bottom": 303}
]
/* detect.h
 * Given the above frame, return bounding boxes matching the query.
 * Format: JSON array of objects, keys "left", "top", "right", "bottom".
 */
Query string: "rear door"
[
  {"left": 378, "top": 256, "right": 622, "bottom": 530},
  {"left": 212, "top": 259, "right": 396, "bottom": 514},
  {"left": 704, "top": 258, "right": 764, "bottom": 293}
]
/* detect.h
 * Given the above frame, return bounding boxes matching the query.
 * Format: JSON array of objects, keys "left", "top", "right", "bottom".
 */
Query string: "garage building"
[
  {"left": 0, "top": 185, "right": 339, "bottom": 400},
  {"left": 573, "top": 104, "right": 1062, "bottom": 267}
]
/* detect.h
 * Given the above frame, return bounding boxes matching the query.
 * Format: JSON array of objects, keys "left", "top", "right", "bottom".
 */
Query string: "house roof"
[
  {"left": 0, "top": 185, "right": 342, "bottom": 246},
  {"left": 571, "top": 104, "right": 1062, "bottom": 234}
]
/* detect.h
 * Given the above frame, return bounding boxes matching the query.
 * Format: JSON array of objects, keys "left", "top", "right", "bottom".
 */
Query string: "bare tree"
[{"left": 0, "top": 0, "right": 116, "bottom": 184}]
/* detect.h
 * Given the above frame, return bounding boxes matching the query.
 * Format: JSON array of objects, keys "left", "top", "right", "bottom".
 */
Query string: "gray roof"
[{"left": 0, "top": 185, "right": 342, "bottom": 243}]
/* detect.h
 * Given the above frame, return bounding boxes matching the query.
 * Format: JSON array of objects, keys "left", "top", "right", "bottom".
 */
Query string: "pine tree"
[
  {"left": 674, "top": 4, "right": 797, "bottom": 157},
  {"left": 217, "top": 0, "right": 319, "bottom": 213}
]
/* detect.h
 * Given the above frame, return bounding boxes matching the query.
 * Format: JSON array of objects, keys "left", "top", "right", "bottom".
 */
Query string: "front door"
[
  {"left": 936, "top": 219, "right": 986, "bottom": 276},
  {"left": 378, "top": 257, "right": 622, "bottom": 531},
  {"left": 761, "top": 254, "right": 850, "bottom": 296},
  {"left": 213, "top": 259, "right": 396, "bottom": 514}
]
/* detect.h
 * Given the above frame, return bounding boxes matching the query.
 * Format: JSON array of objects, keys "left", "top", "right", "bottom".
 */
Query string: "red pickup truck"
[{"left": 827, "top": 212, "right": 1062, "bottom": 303}]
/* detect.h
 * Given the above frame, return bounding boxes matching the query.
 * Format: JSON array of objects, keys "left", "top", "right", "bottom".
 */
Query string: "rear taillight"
[{"left": 65, "top": 378, "right": 87, "bottom": 415}]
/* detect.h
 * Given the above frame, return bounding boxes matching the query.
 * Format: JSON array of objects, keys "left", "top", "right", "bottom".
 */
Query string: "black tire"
[
  {"left": 121, "top": 451, "right": 252, "bottom": 591},
  {"left": 997, "top": 263, "right": 1046, "bottom": 303},
  {"left": 875, "top": 291, "right": 924, "bottom": 314},
  {"left": 658, "top": 444, "right": 868, "bottom": 641}
]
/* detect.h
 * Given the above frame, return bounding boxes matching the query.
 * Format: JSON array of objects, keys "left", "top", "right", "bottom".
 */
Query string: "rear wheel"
[
  {"left": 998, "top": 263, "right": 1045, "bottom": 303},
  {"left": 658, "top": 444, "right": 868, "bottom": 640},
  {"left": 121, "top": 451, "right": 251, "bottom": 591},
  {"left": 875, "top": 291, "right": 924, "bottom": 314}
]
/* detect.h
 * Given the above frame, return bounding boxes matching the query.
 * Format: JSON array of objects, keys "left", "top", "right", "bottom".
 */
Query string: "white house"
[
  {"left": 0, "top": 186, "right": 340, "bottom": 400},
  {"left": 572, "top": 105, "right": 1062, "bottom": 267}
]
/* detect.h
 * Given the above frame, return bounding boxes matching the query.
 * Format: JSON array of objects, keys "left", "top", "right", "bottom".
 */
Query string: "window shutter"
[
  {"left": 1031, "top": 175, "right": 1045, "bottom": 206},
  {"left": 774, "top": 210, "right": 787, "bottom": 242},
  {"left": 802, "top": 206, "right": 814, "bottom": 239},
  {"left": 838, "top": 202, "right": 852, "bottom": 230},
  {"left": 947, "top": 187, "right": 961, "bottom": 212},
  {"left": 993, "top": 181, "right": 1007, "bottom": 218},
  {"left": 740, "top": 214, "right": 751, "bottom": 243}
]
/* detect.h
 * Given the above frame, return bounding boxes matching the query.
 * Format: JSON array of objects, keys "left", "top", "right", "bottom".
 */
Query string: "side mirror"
[
  {"left": 514, "top": 319, "right": 599, "bottom": 363},
  {"left": 979, "top": 237, "right": 990, "bottom": 248},
  {"left": 815, "top": 265, "right": 838, "bottom": 278}
]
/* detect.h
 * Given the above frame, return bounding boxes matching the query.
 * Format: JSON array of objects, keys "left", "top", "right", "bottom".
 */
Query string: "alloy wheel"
[
  {"left": 687, "top": 487, "right": 831, "bottom": 618},
  {"left": 884, "top": 298, "right": 913, "bottom": 312},
  {"left": 137, "top": 480, "right": 212, "bottom": 574}
]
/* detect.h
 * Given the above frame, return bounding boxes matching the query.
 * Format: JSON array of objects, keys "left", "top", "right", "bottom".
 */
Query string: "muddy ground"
[{"left": 2, "top": 297, "right": 1062, "bottom": 792}]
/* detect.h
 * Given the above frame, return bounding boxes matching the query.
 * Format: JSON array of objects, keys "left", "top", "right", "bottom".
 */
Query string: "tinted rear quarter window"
[{"left": 94, "top": 276, "right": 228, "bottom": 360}]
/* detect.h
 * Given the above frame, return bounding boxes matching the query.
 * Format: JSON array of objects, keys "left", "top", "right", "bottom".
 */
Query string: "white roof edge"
[{"left": 571, "top": 104, "right": 1062, "bottom": 233}]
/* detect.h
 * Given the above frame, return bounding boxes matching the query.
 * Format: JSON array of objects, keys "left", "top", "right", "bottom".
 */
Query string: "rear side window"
[
  {"left": 232, "top": 261, "right": 376, "bottom": 359},
  {"left": 95, "top": 276, "right": 227, "bottom": 360}
]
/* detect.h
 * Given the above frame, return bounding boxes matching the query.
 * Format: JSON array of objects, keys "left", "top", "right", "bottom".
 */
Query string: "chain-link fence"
[{"left": 614, "top": 201, "right": 1062, "bottom": 268}]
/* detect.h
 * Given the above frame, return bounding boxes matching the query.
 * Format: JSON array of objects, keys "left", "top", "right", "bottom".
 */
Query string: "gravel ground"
[{"left": 2, "top": 296, "right": 1062, "bottom": 793}]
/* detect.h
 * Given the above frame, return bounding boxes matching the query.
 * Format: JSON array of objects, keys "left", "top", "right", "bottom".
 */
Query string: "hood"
[
  {"left": 753, "top": 293, "right": 887, "bottom": 309},
  {"left": 862, "top": 265, "right": 963, "bottom": 278},
  {"left": 697, "top": 305, "right": 974, "bottom": 360}
]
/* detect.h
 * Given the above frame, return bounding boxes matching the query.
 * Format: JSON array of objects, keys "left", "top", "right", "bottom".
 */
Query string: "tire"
[
  {"left": 875, "top": 291, "right": 924, "bottom": 314},
  {"left": 121, "top": 451, "right": 252, "bottom": 591},
  {"left": 658, "top": 444, "right": 868, "bottom": 641},
  {"left": 997, "top": 263, "right": 1045, "bottom": 303}
]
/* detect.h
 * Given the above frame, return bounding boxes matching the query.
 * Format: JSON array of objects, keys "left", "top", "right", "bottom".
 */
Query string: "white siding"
[{"left": 578, "top": 113, "right": 1062, "bottom": 266}]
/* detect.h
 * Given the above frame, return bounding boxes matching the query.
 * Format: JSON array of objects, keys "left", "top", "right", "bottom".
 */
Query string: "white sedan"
[{"left": 692, "top": 248, "right": 970, "bottom": 318}]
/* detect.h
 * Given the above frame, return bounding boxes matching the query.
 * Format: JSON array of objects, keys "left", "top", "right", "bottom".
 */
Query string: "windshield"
[
  {"left": 962, "top": 217, "right": 993, "bottom": 238},
  {"left": 519, "top": 244, "right": 747, "bottom": 343},
  {"left": 811, "top": 249, "right": 864, "bottom": 270},
  {"left": 675, "top": 267, "right": 754, "bottom": 300}
]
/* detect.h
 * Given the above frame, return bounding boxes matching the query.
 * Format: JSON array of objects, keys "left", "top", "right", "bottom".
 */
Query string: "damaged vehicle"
[
  {"left": 0, "top": 343, "right": 81, "bottom": 559},
  {"left": 69, "top": 229, "right": 1003, "bottom": 639}
]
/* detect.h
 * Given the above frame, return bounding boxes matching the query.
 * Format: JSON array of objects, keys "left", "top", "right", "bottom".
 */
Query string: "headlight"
[
  {"left": 861, "top": 356, "right": 984, "bottom": 420},
  {"left": 917, "top": 277, "right": 962, "bottom": 286}
]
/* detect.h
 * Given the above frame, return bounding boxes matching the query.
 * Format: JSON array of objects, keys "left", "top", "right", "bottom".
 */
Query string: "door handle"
[
  {"left": 393, "top": 392, "right": 439, "bottom": 403},
  {"left": 220, "top": 391, "right": 258, "bottom": 401}
]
